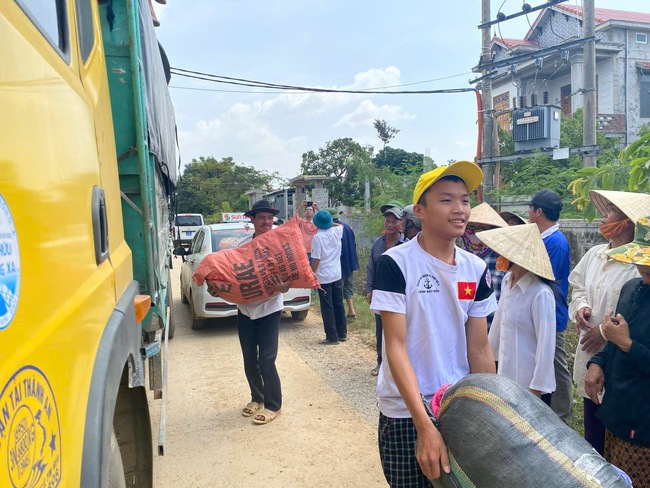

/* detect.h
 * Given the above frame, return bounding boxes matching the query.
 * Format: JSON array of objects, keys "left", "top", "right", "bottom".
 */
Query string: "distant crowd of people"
[{"left": 208, "top": 161, "right": 650, "bottom": 487}]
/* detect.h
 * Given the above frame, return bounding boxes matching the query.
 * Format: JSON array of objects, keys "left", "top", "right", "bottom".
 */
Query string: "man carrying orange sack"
[{"left": 206, "top": 200, "right": 290, "bottom": 425}]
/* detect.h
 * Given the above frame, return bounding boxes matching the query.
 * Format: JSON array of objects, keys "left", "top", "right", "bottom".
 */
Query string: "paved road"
[{"left": 150, "top": 265, "right": 386, "bottom": 487}]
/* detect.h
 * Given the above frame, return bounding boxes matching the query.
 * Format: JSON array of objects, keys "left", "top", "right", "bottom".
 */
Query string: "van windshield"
[{"left": 175, "top": 215, "right": 202, "bottom": 226}]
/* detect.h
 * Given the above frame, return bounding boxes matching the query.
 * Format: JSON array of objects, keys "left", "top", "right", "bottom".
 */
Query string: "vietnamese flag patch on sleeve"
[{"left": 457, "top": 281, "right": 477, "bottom": 300}]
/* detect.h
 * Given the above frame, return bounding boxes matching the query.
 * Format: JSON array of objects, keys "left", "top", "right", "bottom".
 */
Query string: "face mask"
[
  {"left": 496, "top": 255, "right": 510, "bottom": 272},
  {"left": 600, "top": 218, "right": 632, "bottom": 240}
]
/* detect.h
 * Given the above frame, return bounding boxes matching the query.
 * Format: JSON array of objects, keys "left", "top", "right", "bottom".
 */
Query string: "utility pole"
[
  {"left": 480, "top": 0, "right": 497, "bottom": 202},
  {"left": 582, "top": 0, "right": 597, "bottom": 167}
]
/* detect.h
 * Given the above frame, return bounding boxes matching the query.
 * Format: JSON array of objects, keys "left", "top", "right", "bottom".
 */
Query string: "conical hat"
[
  {"left": 589, "top": 190, "right": 650, "bottom": 224},
  {"left": 499, "top": 211, "right": 528, "bottom": 225},
  {"left": 469, "top": 203, "right": 508, "bottom": 228},
  {"left": 476, "top": 223, "right": 555, "bottom": 280}
]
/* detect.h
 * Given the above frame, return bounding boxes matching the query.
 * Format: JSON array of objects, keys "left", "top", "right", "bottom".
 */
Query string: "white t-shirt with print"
[
  {"left": 370, "top": 237, "right": 497, "bottom": 418},
  {"left": 311, "top": 225, "right": 344, "bottom": 285}
]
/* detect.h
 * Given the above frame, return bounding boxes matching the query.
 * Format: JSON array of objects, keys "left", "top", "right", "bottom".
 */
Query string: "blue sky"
[{"left": 152, "top": 1, "right": 650, "bottom": 180}]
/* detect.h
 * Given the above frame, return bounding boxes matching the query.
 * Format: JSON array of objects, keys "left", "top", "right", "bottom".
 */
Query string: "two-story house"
[{"left": 489, "top": 4, "right": 650, "bottom": 146}]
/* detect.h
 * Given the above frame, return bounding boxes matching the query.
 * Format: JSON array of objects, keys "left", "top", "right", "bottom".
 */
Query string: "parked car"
[
  {"left": 177, "top": 222, "right": 311, "bottom": 329},
  {"left": 173, "top": 213, "right": 204, "bottom": 250}
]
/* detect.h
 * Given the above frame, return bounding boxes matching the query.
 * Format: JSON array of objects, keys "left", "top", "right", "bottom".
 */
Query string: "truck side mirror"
[{"left": 173, "top": 247, "right": 187, "bottom": 256}]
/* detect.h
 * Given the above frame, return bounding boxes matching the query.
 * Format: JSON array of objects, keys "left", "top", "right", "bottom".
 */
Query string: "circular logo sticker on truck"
[
  {"left": 0, "top": 366, "right": 62, "bottom": 487},
  {"left": 0, "top": 194, "right": 20, "bottom": 331}
]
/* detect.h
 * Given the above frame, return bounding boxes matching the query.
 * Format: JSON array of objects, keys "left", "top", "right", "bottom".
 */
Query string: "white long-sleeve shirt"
[
  {"left": 568, "top": 243, "right": 639, "bottom": 397},
  {"left": 489, "top": 271, "right": 556, "bottom": 394}
]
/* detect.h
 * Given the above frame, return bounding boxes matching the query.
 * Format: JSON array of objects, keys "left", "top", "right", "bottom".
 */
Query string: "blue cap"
[{"left": 313, "top": 209, "right": 333, "bottom": 229}]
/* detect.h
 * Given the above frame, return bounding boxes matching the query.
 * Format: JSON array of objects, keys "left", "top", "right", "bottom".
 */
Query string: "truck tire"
[
  {"left": 291, "top": 310, "right": 308, "bottom": 321},
  {"left": 108, "top": 429, "right": 126, "bottom": 488}
]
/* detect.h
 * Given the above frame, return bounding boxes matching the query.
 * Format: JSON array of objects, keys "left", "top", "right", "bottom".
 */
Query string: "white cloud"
[
  {"left": 175, "top": 67, "right": 414, "bottom": 175},
  {"left": 334, "top": 99, "right": 415, "bottom": 128}
]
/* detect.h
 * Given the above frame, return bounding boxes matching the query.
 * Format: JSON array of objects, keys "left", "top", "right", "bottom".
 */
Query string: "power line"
[{"left": 170, "top": 67, "right": 476, "bottom": 95}]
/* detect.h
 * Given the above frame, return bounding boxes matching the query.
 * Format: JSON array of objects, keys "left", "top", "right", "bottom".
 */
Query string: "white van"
[{"left": 173, "top": 213, "right": 204, "bottom": 248}]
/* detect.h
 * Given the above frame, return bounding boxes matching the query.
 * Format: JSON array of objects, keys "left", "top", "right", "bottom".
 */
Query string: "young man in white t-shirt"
[
  {"left": 311, "top": 209, "right": 346, "bottom": 344},
  {"left": 370, "top": 161, "right": 497, "bottom": 487}
]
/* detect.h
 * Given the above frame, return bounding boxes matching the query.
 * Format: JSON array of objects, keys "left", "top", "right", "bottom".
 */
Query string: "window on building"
[
  {"left": 561, "top": 85, "right": 572, "bottom": 117},
  {"left": 637, "top": 33, "right": 648, "bottom": 44},
  {"left": 641, "top": 76, "right": 650, "bottom": 118},
  {"left": 15, "top": 0, "right": 68, "bottom": 57}
]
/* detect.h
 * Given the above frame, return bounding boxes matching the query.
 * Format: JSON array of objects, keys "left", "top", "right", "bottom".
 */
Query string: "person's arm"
[
  {"left": 382, "top": 311, "right": 450, "bottom": 479},
  {"left": 366, "top": 240, "right": 378, "bottom": 297},
  {"left": 268, "top": 273, "right": 290, "bottom": 293},
  {"left": 602, "top": 310, "right": 650, "bottom": 375},
  {"left": 311, "top": 258, "right": 320, "bottom": 274},
  {"left": 585, "top": 363, "right": 605, "bottom": 404},
  {"left": 568, "top": 253, "right": 592, "bottom": 333},
  {"left": 465, "top": 316, "right": 496, "bottom": 374},
  {"left": 297, "top": 200, "right": 306, "bottom": 217}
]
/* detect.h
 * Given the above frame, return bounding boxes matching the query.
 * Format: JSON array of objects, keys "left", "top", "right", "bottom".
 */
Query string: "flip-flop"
[
  {"left": 242, "top": 401, "right": 264, "bottom": 417},
  {"left": 253, "top": 408, "right": 280, "bottom": 425}
]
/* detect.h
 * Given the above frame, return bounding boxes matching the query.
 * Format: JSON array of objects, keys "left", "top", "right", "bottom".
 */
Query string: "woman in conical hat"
[
  {"left": 569, "top": 189, "right": 650, "bottom": 456},
  {"left": 585, "top": 214, "right": 650, "bottom": 488},
  {"left": 477, "top": 223, "right": 557, "bottom": 403}
]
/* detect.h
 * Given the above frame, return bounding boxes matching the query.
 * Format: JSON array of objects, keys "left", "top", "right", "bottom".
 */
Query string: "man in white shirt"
[
  {"left": 370, "top": 161, "right": 496, "bottom": 486},
  {"left": 207, "top": 200, "right": 290, "bottom": 425},
  {"left": 569, "top": 190, "right": 650, "bottom": 455},
  {"left": 311, "top": 209, "right": 346, "bottom": 344}
]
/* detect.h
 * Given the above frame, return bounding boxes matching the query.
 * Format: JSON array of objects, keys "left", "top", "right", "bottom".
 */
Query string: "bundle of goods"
[{"left": 429, "top": 374, "right": 629, "bottom": 487}]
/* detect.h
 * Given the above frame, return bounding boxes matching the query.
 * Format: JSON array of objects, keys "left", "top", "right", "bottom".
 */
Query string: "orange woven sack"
[{"left": 192, "top": 217, "right": 320, "bottom": 304}]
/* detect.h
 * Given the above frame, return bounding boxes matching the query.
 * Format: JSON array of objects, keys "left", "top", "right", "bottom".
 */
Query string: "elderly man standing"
[
  {"left": 366, "top": 202, "right": 406, "bottom": 376},
  {"left": 527, "top": 189, "right": 572, "bottom": 424},
  {"left": 207, "top": 200, "right": 290, "bottom": 425}
]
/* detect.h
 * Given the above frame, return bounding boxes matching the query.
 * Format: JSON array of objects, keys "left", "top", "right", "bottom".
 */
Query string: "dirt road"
[{"left": 150, "top": 266, "right": 386, "bottom": 487}]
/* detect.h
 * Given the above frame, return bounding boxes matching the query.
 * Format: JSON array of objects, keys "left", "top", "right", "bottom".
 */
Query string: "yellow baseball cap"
[{"left": 412, "top": 160, "right": 483, "bottom": 205}]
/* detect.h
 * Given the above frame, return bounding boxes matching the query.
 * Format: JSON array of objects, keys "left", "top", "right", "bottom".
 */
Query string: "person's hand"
[
  {"left": 575, "top": 306, "right": 591, "bottom": 333},
  {"left": 207, "top": 282, "right": 221, "bottom": 297},
  {"left": 580, "top": 326, "right": 606, "bottom": 354},
  {"left": 298, "top": 200, "right": 306, "bottom": 209},
  {"left": 585, "top": 363, "right": 605, "bottom": 405},
  {"left": 269, "top": 273, "right": 291, "bottom": 293},
  {"left": 602, "top": 310, "right": 633, "bottom": 353},
  {"left": 415, "top": 421, "right": 450, "bottom": 480},
  {"left": 313, "top": 202, "right": 320, "bottom": 211},
  {"left": 365, "top": 292, "right": 372, "bottom": 304}
]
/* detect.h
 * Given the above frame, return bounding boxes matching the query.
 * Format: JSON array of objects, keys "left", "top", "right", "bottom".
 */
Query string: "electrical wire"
[{"left": 170, "top": 67, "right": 477, "bottom": 95}]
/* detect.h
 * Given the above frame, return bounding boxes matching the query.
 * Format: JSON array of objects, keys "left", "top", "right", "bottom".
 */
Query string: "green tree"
[
  {"left": 177, "top": 156, "right": 282, "bottom": 222},
  {"left": 373, "top": 119, "right": 400, "bottom": 148},
  {"left": 373, "top": 146, "right": 425, "bottom": 175},
  {"left": 301, "top": 138, "right": 374, "bottom": 206}
]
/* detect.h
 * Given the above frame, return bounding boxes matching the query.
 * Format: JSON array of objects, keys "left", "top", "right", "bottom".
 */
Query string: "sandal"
[
  {"left": 242, "top": 401, "right": 264, "bottom": 417},
  {"left": 371, "top": 367, "right": 379, "bottom": 377},
  {"left": 253, "top": 408, "right": 280, "bottom": 425}
]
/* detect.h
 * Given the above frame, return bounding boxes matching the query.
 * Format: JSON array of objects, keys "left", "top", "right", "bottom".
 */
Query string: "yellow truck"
[{"left": 0, "top": 0, "right": 177, "bottom": 486}]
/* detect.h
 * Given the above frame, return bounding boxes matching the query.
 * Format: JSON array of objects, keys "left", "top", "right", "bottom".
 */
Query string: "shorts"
[{"left": 343, "top": 273, "right": 354, "bottom": 299}]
